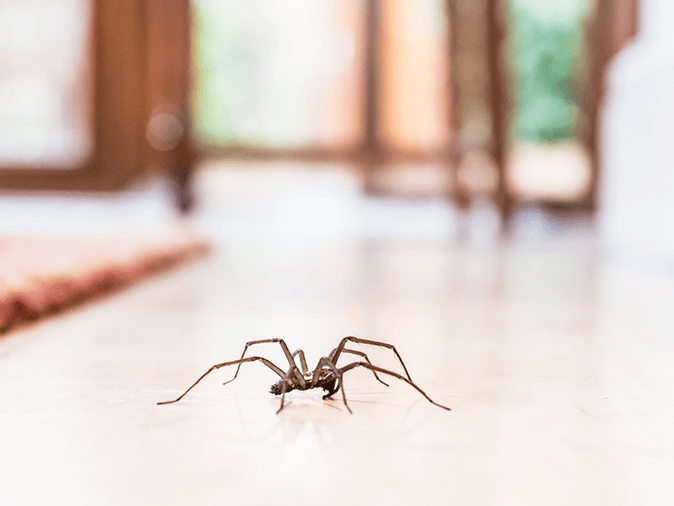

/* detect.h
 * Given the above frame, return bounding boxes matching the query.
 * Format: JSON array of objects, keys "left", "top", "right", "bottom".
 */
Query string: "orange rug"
[{"left": 0, "top": 232, "right": 210, "bottom": 333}]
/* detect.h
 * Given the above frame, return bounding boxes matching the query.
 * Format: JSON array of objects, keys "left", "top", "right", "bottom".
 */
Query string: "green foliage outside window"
[
  {"left": 507, "top": 0, "right": 591, "bottom": 143},
  {"left": 192, "top": 2, "right": 257, "bottom": 146}
]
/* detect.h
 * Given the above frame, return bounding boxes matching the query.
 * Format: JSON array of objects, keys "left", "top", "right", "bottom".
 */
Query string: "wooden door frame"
[
  {"left": 457, "top": 0, "right": 639, "bottom": 217},
  {"left": 0, "top": 0, "right": 150, "bottom": 191}
]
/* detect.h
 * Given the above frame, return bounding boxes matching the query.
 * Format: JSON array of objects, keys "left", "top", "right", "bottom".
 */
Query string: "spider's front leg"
[
  {"left": 157, "top": 356, "right": 287, "bottom": 405},
  {"left": 292, "top": 349, "right": 308, "bottom": 374},
  {"left": 275, "top": 365, "right": 301, "bottom": 414},
  {"left": 223, "top": 338, "right": 305, "bottom": 388}
]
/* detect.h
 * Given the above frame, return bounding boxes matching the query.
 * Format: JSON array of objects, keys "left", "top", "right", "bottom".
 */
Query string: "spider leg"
[
  {"left": 157, "top": 356, "right": 286, "bottom": 405},
  {"left": 292, "top": 349, "right": 308, "bottom": 374},
  {"left": 223, "top": 338, "right": 305, "bottom": 387},
  {"left": 276, "top": 365, "right": 299, "bottom": 414},
  {"left": 311, "top": 357, "right": 352, "bottom": 413},
  {"left": 335, "top": 348, "right": 389, "bottom": 387},
  {"left": 339, "top": 361, "right": 451, "bottom": 411},
  {"left": 330, "top": 336, "right": 414, "bottom": 383}
]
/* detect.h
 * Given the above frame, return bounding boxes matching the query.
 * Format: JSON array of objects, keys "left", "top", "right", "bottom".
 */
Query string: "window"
[{"left": 0, "top": 0, "right": 92, "bottom": 167}]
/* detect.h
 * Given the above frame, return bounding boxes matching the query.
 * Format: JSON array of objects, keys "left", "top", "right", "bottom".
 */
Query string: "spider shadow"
[
  {"left": 259, "top": 385, "right": 446, "bottom": 448},
  {"left": 259, "top": 392, "right": 354, "bottom": 446}
]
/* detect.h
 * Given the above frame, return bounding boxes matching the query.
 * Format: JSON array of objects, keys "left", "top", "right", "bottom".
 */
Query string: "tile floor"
[{"left": 1, "top": 162, "right": 673, "bottom": 505}]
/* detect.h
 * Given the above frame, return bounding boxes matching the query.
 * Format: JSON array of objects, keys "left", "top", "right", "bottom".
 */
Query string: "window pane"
[
  {"left": 0, "top": 0, "right": 93, "bottom": 167},
  {"left": 505, "top": 0, "right": 593, "bottom": 201},
  {"left": 506, "top": 0, "right": 591, "bottom": 143},
  {"left": 378, "top": 0, "right": 450, "bottom": 151},
  {"left": 192, "top": 0, "right": 365, "bottom": 149}
]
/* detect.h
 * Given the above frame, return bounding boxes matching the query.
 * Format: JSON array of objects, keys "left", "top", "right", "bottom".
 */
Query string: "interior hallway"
[{"left": 1, "top": 162, "right": 673, "bottom": 505}]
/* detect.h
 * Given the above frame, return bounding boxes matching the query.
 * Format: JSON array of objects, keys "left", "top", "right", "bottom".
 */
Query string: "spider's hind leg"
[
  {"left": 339, "top": 361, "right": 451, "bottom": 411},
  {"left": 331, "top": 336, "right": 413, "bottom": 383},
  {"left": 335, "top": 348, "right": 389, "bottom": 387}
]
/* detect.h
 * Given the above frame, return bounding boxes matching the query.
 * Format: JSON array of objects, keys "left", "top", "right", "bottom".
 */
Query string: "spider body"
[
  {"left": 158, "top": 336, "right": 450, "bottom": 414},
  {"left": 269, "top": 369, "right": 337, "bottom": 397}
]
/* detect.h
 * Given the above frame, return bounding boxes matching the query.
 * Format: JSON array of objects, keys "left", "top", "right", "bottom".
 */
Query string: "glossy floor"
[{"left": 1, "top": 163, "right": 673, "bottom": 505}]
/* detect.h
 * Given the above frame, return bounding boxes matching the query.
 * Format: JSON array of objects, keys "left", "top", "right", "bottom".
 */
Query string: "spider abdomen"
[{"left": 268, "top": 375, "right": 338, "bottom": 397}]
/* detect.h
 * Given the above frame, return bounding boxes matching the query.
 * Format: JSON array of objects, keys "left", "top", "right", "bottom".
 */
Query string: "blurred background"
[
  {"left": 0, "top": 0, "right": 660, "bottom": 248},
  {"left": 2, "top": 0, "right": 674, "bottom": 325},
  {"left": 4, "top": 0, "right": 674, "bottom": 316}
]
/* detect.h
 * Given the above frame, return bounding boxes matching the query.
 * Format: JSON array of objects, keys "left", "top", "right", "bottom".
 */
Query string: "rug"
[{"left": 0, "top": 231, "right": 210, "bottom": 332}]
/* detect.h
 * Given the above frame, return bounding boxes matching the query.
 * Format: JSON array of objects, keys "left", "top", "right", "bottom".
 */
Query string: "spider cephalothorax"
[{"left": 158, "top": 336, "right": 450, "bottom": 414}]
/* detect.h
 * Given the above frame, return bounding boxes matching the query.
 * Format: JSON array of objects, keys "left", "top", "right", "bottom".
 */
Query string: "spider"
[{"left": 157, "top": 336, "right": 451, "bottom": 414}]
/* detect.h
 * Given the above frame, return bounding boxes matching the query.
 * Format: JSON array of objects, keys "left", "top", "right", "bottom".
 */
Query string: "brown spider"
[{"left": 157, "top": 336, "right": 451, "bottom": 413}]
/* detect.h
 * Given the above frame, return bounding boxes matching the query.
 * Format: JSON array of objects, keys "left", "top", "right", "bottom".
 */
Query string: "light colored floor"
[{"left": 1, "top": 162, "right": 673, "bottom": 505}]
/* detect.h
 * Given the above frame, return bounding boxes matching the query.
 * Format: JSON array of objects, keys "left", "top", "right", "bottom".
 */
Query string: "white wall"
[{"left": 599, "top": 0, "right": 674, "bottom": 266}]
